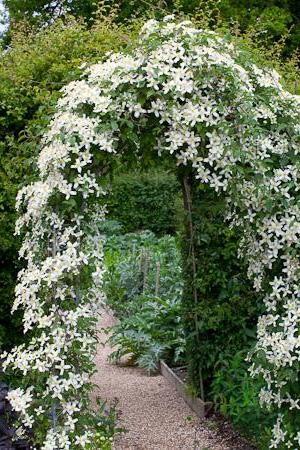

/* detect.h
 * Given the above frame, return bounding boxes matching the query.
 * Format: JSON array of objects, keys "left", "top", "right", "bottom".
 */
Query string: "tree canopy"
[{"left": 3, "top": 0, "right": 300, "bottom": 54}]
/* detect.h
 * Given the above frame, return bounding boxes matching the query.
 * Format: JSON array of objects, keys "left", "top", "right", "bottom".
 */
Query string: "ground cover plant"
[{"left": 1, "top": 16, "right": 300, "bottom": 450}]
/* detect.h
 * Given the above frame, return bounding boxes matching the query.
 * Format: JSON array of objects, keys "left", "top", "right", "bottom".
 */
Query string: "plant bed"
[{"left": 160, "top": 360, "right": 213, "bottom": 418}]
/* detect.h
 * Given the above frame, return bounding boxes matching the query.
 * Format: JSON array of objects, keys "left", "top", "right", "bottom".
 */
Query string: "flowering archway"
[{"left": 2, "top": 17, "right": 300, "bottom": 449}]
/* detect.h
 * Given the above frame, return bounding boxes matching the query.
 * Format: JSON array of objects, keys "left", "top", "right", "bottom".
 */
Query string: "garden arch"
[{"left": 3, "top": 16, "right": 300, "bottom": 450}]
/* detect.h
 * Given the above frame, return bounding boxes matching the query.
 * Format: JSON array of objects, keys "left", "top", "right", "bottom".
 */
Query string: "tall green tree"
[
  {"left": 4, "top": 0, "right": 96, "bottom": 24},
  {"left": 3, "top": 0, "right": 300, "bottom": 53}
]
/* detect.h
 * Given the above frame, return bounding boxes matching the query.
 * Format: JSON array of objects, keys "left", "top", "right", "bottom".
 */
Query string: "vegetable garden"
[{"left": 1, "top": 5, "right": 300, "bottom": 450}]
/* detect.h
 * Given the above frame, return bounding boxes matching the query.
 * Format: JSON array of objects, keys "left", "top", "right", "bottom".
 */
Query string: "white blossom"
[{"left": 3, "top": 17, "right": 300, "bottom": 448}]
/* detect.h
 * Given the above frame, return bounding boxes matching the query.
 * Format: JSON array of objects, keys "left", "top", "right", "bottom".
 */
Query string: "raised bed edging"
[{"left": 160, "top": 360, "right": 213, "bottom": 418}]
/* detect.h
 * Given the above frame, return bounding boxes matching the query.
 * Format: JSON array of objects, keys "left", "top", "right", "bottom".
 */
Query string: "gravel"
[{"left": 92, "top": 309, "right": 253, "bottom": 450}]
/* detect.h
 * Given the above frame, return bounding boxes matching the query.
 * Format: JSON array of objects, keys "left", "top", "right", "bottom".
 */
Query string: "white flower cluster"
[
  {"left": 7, "top": 388, "right": 34, "bottom": 429},
  {"left": 4, "top": 17, "right": 300, "bottom": 448}
]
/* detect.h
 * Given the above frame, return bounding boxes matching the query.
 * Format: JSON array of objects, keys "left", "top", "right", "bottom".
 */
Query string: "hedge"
[{"left": 107, "top": 171, "right": 180, "bottom": 236}]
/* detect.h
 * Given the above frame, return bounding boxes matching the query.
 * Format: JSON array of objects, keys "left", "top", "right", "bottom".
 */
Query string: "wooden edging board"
[{"left": 160, "top": 360, "right": 213, "bottom": 418}]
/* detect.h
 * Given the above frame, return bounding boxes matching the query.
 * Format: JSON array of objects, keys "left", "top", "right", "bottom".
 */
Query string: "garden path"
[{"left": 92, "top": 309, "right": 242, "bottom": 450}]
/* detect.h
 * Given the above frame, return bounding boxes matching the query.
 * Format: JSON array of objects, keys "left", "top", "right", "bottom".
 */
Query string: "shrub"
[
  {"left": 211, "top": 350, "right": 276, "bottom": 449},
  {"left": 108, "top": 295, "right": 185, "bottom": 372},
  {"left": 178, "top": 179, "right": 263, "bottom": 402}
]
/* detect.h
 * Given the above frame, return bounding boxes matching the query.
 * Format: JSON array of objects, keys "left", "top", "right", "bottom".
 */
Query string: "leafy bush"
[
  {"left": 210, "top": 350, "right": 276, "bottom": 449},
  {"left": 89, "top": 399, "right": 121, "bottom": 450},
  {"left": 107, "top": 171, "right": 180, "bottom": 235},
  {"left": 108, "top": 295, "right": 185, "bottom": 372}
]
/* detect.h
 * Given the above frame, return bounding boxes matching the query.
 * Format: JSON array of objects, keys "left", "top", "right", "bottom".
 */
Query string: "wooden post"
[
  {"left": 142, "top": 250, "right": 150, "bottom": 292},
  {"left": 155, "top": 261, "right": 160, "bottom": 296}
]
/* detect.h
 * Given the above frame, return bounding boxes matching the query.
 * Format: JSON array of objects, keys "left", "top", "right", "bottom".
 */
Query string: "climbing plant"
[{"left": 2, "top": 16, "right": 300, "bottom": 449}]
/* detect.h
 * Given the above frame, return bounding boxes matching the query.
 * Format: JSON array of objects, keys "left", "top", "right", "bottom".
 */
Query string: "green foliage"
[
  {"left": 108, "top": 295, "right": 185, "bottom": 372},
  {"left": 107, "top": 171, "right": 180, "bottom": 236},
  {"left": 87, "top": 399, "right": 121, "bottom": 450},
  {"left": 0, "top": 258, "right": 22, "bottom": 349},
  {"left": 210, "top": 350, "right": 275, "bottom": 449},
  {"left": 4, "top": 0, "right": 97, "bottom": 25},
  {"left": 103, "top": 230, "right": 183, "bottom": 312},
  {"left": 178, "top": 172, "right": 262, "bottom": 402},
  {"left": 4, "top": 0, "right": 300, "bottom": 56},
  {"left": 102, "top": 228, "right": 185, "bottom": 371}
]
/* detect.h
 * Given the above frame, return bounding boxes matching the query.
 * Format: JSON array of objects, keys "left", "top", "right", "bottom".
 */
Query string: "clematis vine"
[{"left": 2, "top": 16, "right": 300, "bottom": 449}]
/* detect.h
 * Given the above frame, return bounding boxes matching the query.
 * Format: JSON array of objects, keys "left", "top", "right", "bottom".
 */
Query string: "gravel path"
[{"left": 92, "top": 309, "right": 247, "bottom": 450}]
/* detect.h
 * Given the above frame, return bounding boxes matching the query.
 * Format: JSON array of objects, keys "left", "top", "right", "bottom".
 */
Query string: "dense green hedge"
[{"left": 107, "top": 172, "right": 180, "bottom": 235}]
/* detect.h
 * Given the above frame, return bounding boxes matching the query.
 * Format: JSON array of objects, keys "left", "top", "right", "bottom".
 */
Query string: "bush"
[
  {"left": 211, "top": 350, "right": 276, "bottom": 449},
  {"left": 108, "top": 295, "right": 185, "bottom": 372},
  {"left": 107, "top": 171, "right": 180, "bottom": 235}
]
